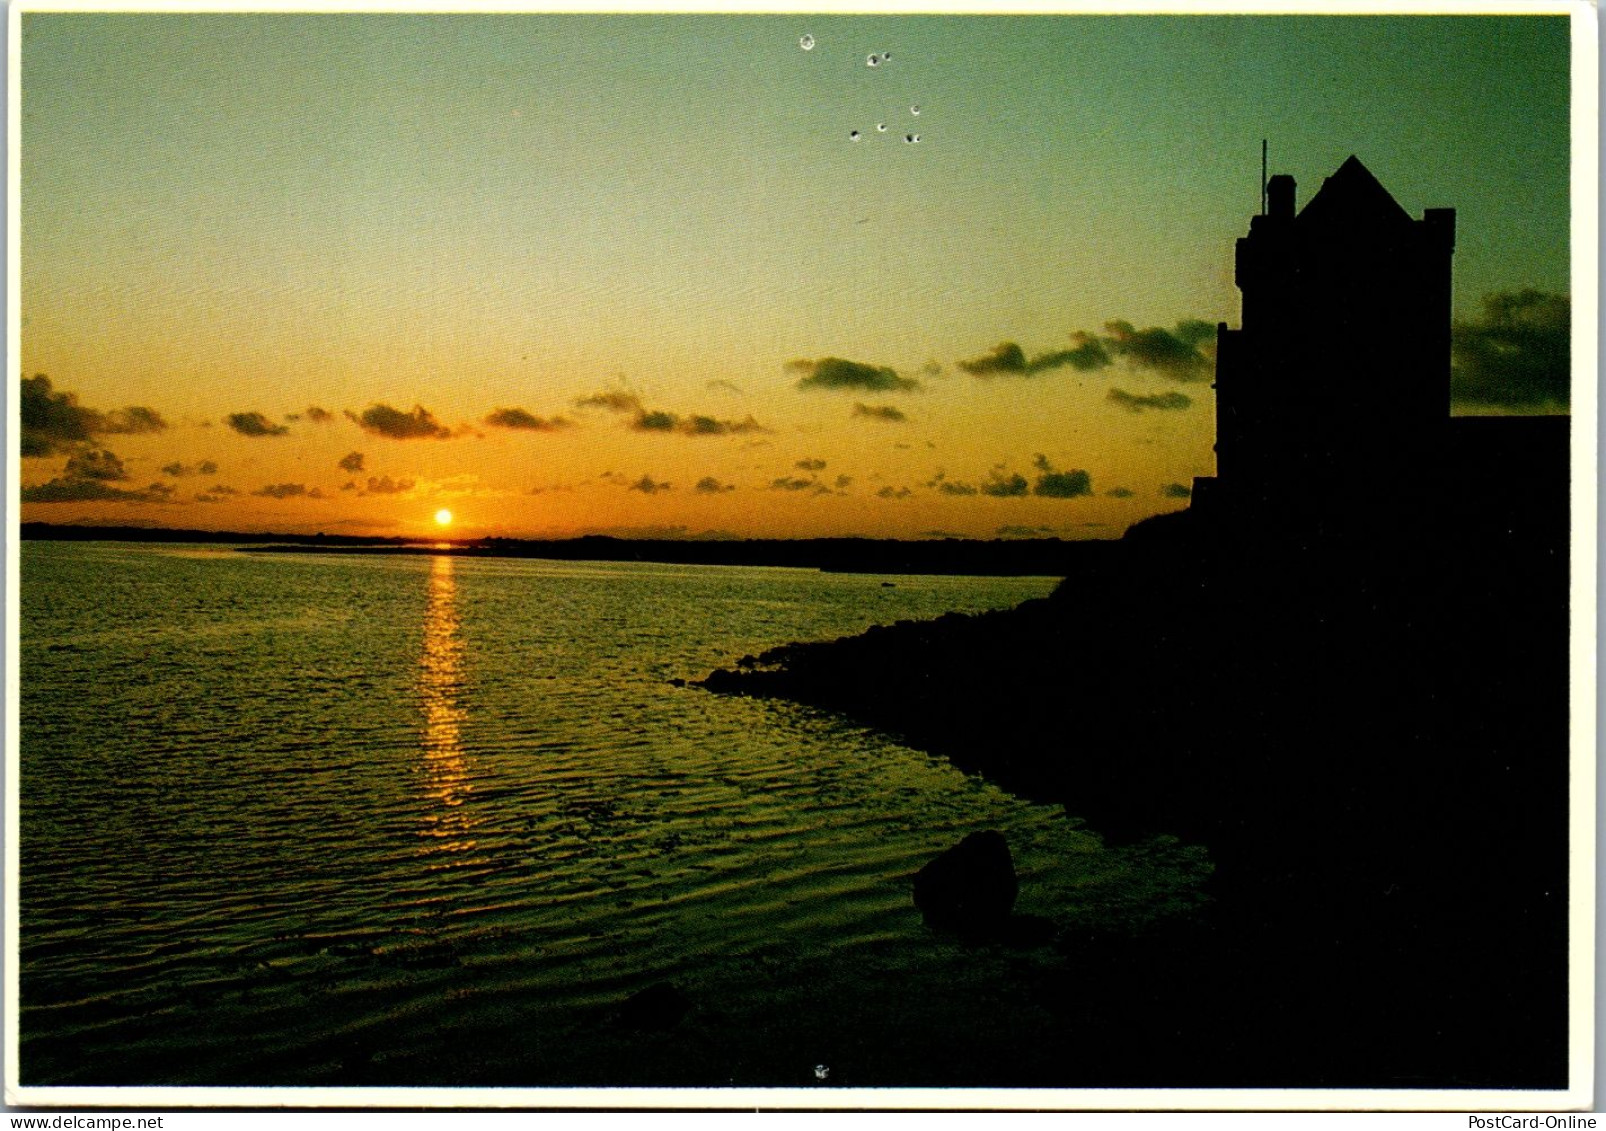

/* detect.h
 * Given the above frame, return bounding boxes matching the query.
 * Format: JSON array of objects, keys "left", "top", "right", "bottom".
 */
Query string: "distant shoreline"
[{"left": 19, "top": 521, "right": 1110, "bottom": 577}]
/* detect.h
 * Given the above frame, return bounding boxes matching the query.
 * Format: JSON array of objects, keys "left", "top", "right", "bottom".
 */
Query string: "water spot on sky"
[
  {"left": 876, "top": 123, "right": 887, "bottom": 132},
  {"left": 867, "top": 53, "right": 880, "bottom": 68},
  {"left": 911, "top": 105, "right": 921, "bottom": 116},
  {"left": 799, "top": 34, "right": 815, "bottom": 51},
  {"left": 904, "top": 133, "right": 921, "bottom": 144},
  {"left": 849, "top": 130, "right": 861, "bottom": 142}
]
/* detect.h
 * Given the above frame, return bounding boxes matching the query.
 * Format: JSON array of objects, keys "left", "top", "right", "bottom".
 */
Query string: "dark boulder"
[
  {"left": 913, "top": 830, "right": 1018, "bottom": 933},
  {"left": 696, "top": 668, "right": 747, "bottom": 695}
]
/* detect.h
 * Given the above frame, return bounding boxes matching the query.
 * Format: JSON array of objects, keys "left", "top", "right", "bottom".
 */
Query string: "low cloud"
[
  {"left": 629, "top": 474, "right": 671, "bottom": 494},
  {"left": 1031, "top": 454, "right": 1092, "bottom": 498},
  {"left": 1102, "top": 319, "right": 1215, "bottom": 380},
  {"left": 363, "top": 475, "right": 415, "bottom": 495},
  {"left": 338, "top": 452, "right": 365, "bottom": 473},
  {"left": 21, "top": 447, "right": 187, "bottom": 506},
  {"left": 22, "top": 442, "right": 167, "bottom": 501},
  {"left": 770, "top": 476, "right": 818, "bottom": 492},
  {"left": 789, "top": 357, "right": 919, "bottom": 393},
  {"left": 252, "top": 482, "right": 312, "bottom": 499},
  {"left": 957, "top": 334, "right": 1113, "bottom": 378},
  {"left": 876, "top": 486, "right": 912, "bottom": 499},
  {"left": 852, "top": 403, "right": 907, "bottom": 422},
  {"left": 1027, "top": 334, "right": 1114, "bottom": 374},
  {"left": 161, "top": 460, "right": 219, "bottom": 477},
  {"left": 796, "top": 458, "right": 826, "bottom": 471},
  {"left": 938, "top": 481, "right": 978, "bottom": 496},
  {"left": 303, "top": 406, "right": 334, "bottom": 423},
  {"left": 227, "top": 411, "right": 290, "bottom": 438},
  {"left": 103, "top": 406, "right": 165, "bottom": 435},
  {"left": 981, "top": 471, "right": 1029, "bottom": 498},
  {"left": 485, "top": 407, "right": 572, "bottom": 431},
  {"left": 21, "top": 375, "right": 169, "bottom": 456},
  {"left": 1035, "top": 470, "right": 1092, "bottom": 498},
  {"left": 22, "top": 478, "right": 176, "bottom": 504},
  {"left": 1106, "top": 486, "right": 1135, "bottom": 498},
  {"left": 576, "top": 390, "right": 764, "bottom": 435},
  {"left": 997, "top": 524, "right": 1055, "bottom": 537},
  {"left": 957, "top": 342, "right": 1028, "bottom": 376},
  {"left": 707, "top": 379, "right": 743, "bottom": 394},
  {"left": 348, "top": 403, "right": 452, "bottom": 440},
  {"left": 957, "top": 320, "right": 1212, "bottom": 383},
  {"left": 66, "top": 448, "right": 131, "bottom": 482},
  {"left": 1160, "top": 482, "right": 1193, "bottom": 498},
  {"left": 655, "top": 413, "right": 766, "bottom": 436},
  {"left": 695, "top": 476, "right": 736, "bottom": 494},
  {"left": 1108, "top": 388, "right": 1193, "bottom": 412},
  {"left": 1451, "top": 289, "right": 1570, "bottom": 410}
]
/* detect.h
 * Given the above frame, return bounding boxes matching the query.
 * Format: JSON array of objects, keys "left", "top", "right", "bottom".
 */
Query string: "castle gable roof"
[{"left": 1297, "top": 155, "right": 1413, "bottom": 234}]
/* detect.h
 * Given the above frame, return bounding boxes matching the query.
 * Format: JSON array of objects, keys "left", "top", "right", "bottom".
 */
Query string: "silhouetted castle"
[
  {"left": 1191, "top": 156, "right": 1454, "bottom": 530},
  {"left": 1189, "top": 155, "right": 1566, "bottom": 541}
]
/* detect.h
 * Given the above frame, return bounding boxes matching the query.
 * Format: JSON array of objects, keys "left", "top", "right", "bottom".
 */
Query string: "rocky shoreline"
[{"left": 696, "top": 512, "right": 1572, "bottom": 1087}]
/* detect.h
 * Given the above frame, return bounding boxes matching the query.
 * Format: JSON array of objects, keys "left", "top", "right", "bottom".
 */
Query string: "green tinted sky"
[{"left": 18, "top": 12, "right": 1573, "bottom": 539}]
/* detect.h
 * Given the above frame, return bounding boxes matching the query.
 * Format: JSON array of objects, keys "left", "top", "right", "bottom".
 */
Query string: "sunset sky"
[{"left": 16, "top": 10, "right": 1574, "bottom": 540}]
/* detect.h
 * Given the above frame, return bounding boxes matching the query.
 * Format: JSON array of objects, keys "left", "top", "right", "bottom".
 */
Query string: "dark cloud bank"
[
  {"left": 21, "top": 444, "right": 176, "bottom": 504},
  {"left": 348, "top": 404, "right": 453, "bottom": 440},
  {"left": 935, "top": 456, "right": 1091, "bottom": 501},
  {"left": 363, "top": 476, "right": 414, "bottom": 496},
  {"left": 957, "top": 319, "right": 1214, "bottom": 384},
  {"left": 576, "top": 391, "right": 765, "bottom": 436},
  {"left": 161, "top": 460, "right": 219, "bottom": 478},
  {"left": 1108, "top": 389, "right": 1192, "bottom": 413},
  {"left": 853, "top": 403, "right": 907, "bottom": 422},
  {"left": 484, "top": 407, "right": 572, "bottom": 432},
  {"left": 252, "top": 483, "right": 326, "bottom": 500},
  {"left": 21, "top": 375, "right": 168, "bottom": 457},
  {"left": 227, "top": 411, "right": 290, "bottom": 438},
  {"left": 789, "top": 357, "right": 920, "bottom": 393},
  {"left": 1451, "top": 289, "right": 1570, "bottom": 410}
]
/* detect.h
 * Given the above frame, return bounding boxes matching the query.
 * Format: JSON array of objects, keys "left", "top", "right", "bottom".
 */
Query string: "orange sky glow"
[{"left": 17, "top": 13, "right": 1571, "bottom": 540}]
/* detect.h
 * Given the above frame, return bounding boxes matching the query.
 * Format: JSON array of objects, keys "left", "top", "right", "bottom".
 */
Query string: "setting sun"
[{"left": 434, "top": 508, "right": 453, "bottom": 528}]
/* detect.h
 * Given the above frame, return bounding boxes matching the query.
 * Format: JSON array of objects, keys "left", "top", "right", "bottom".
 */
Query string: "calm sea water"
[{"left": 19, "top": 542, "right": 1210, "bottom": 1088}]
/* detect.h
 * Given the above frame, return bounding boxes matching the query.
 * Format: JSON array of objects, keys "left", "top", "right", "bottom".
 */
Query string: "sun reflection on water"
[{"left": 418, "top": 553, "right": 478, "bottom": 855}]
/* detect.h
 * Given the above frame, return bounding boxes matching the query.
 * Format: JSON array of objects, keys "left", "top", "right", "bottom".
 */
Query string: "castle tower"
[{"left": 1199, "top": 156, "right": 1455, "bottom": 531}]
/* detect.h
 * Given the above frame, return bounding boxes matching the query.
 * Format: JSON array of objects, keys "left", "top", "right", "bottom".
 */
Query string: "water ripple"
[{"left": 20, "top": 543, "right": 1208, "bottom": 1086}]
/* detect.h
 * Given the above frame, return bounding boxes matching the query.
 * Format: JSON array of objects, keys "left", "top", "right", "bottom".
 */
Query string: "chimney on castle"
[{"left": 1267, "top": 174, "right": 1296, "bottom": 219}]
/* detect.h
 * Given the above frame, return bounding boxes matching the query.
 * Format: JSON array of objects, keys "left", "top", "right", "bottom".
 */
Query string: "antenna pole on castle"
[{"left": 1261, "top": 139, "right": 1268, "bottom": 215}]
